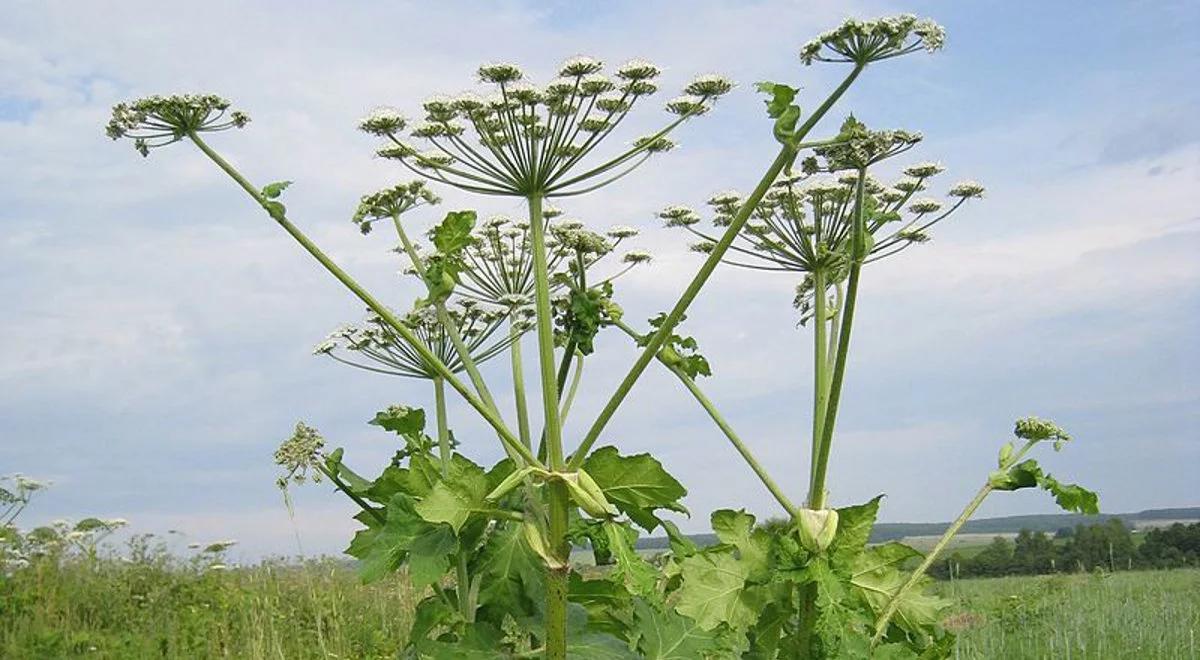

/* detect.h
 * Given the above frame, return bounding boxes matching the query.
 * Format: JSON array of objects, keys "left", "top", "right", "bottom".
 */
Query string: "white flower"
[
  {"left": 478, "top": 62, "right": 524, "bottom": 84},
  {"left": 358, "top": 107, "right": 406, "bottom": 136},
  {"left": 908, "top": 198, "right": 943, "bottom": 214},
  {"left": 559, "top": 56, "right": 604, "bottom": 77},
  {"left": 622, "top": 250, "right": 653, "bottom": 264},
  {"left": 684, "top": 74, "right": 735, "bottom": 98},
  {"left": 658, "top": 205, "right": 701, "bottom": 227},
  {"left": 579, "top": 74, "right": 615, "bottom": 96},
  {"left": 903, "top": 161, "right": 944, "bottom": 178},
  {"left": 606, "top": 225, "right": 638, "bottom": 239},
  {"left": 948, "top": 180, "right": 986, "bottom": 198},
  {"left": 707, "top": 190, "right": 742, "bottom": 206},
  {"left": 616, "top": 59, "right": 661, "bottom": 81},
  {"left": 665, "top": 96, "right": 709, "bottom": 116}
]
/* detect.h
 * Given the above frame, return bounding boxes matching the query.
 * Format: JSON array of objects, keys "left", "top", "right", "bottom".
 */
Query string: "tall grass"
[
  {"left": 940, "top": 569, "right": 1200, "bottom": 659},
  {"left": 4, "top": 551, "right": 1197, "bottom": 658},
  {"left": 0, "top": 555, "right": 417, "bottom": 659}
]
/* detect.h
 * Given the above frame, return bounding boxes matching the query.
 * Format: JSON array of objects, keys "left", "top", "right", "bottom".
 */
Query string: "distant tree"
[
  {"left": 1013, "top": 529, "right": 1055, "bottom": 573},
  {"left": 970, "top": 536, "right": 1015, "bottom": 577},
  {"left": 1139, "top": 522, "right": 1200, "bottom": 568},
  {"left": 1054, "top": 526, "right": 1074, "bottom": 539},
  {"left": 1062, "top": 518, "right": 1133, "bottom": 571}
]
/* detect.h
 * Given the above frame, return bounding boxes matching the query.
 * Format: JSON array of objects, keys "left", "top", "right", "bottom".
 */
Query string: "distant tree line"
[{"left": 929, "top": 519, "right": 1200, "bottom": 579}]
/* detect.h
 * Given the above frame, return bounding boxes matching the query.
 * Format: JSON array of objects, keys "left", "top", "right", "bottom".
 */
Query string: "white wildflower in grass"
[{"left": 274, "top": 422, "right": 326, "bottom": 489}]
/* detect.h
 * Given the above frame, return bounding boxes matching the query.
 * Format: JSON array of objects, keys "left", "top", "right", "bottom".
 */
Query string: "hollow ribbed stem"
[
  {"left": 611, "top": 318, "right": 798, "bottom": 517},
  {"left": 526, "top": 192, "right": 570, "bottom": 660},
  {"left": 434, "top": 377, "right": 473, "bottom": 621},
  {"left": 315, "top": 463, "right": 384, "bottom": 525},
  {"left": 559, "top": 353, "right": 584, "bottom": 422},
  {"left": 568, "top": 144, "right": 795, "bottom": 469},
  {"left": 810, "top": 267, "right": 829, "bottom": 502},
  {"left": 509, "top": 319, "right": 533, "bottom": 450},
  {"left": 871, "top": 439, "right": 1038, "bottom": 644},
  {"left": 187, "top": 132, "right": 542, "bottom": 470},
  {"left": 390, "top": 212, "right": 504, "bottom": 420},
  {"left": 808, "top": 169, "right": 868, "bottom": 509}
]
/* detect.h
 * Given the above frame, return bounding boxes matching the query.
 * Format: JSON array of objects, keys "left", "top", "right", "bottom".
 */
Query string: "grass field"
[{"left": 2, "top": 557, "right": 1197, "bottom": 658}]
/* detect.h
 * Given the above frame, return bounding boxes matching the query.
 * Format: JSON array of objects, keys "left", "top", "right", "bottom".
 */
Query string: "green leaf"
[
  {"left": 475, "top": 523, "right": 544, "bottom": 618},
  {"left": 989, "top": 458, "right": 1043, "bottom": 491},
  {"left": 567, "top": 631, "right": 639, "bottom": 659},
  {"left": 407, "top": 524, "right": 457, "bottom": 589},
  {"left": 850, "top": 556, "right": 949, "bottom": 639},
  {"left": 634, "top": 598, "right": 721, "bottom": 659},
  {"left": 1039, "top": 474, "right": 1100, "bottom": 514},
  {"left": 806, "top": 556, "right": 873, "bottom": 657},
  {"left": 850, "top": 542, "right": 921, "bottom": 579},
  {"left": 351, "top": 494, "right": 455, "bottom": 586},
  {"left": 261, "top": 180, "right": 292, "bottom": 199},
  {"left": 830, "top": 495, "right": 883, "bottom": 567},
  {"left": 709, "top": 509, "right": 770, "bottom": 579},
  {"left": 432, "top": 209, "right": 476, "bottom": 255},
  {"left": 369, "top": 406, "right": 425, "bottom": 436},
  {"left": 674, "top": 547, "right": 754, "bottom": 631},
  {"left": 604, "top": 521, "right": 659, "bottom": 598},
  {"left": 323, "top": 449, "right": 373, "bottom": 494},
  {"left": 409, "top": 596, "right": 462, "bottom": 647},
  {"left": 415, "top": 479, "right": 487, "bottom": 532},
  {"left": 660, "top": 520, "right": 698, "bottom": 558},
  {"left": 754, "top": 82, "right": 799, "bottom": 120},
  {"left": 584, "top": 446, "right": 687, "bottom": 531},
  {"left": 569, "top": 572, "right": 633, "bottom": 638}
]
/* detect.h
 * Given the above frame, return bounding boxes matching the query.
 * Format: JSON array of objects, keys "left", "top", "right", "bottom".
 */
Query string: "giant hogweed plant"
[{"left": 106, "top": 15, "right": 1096, "bottom": 658}]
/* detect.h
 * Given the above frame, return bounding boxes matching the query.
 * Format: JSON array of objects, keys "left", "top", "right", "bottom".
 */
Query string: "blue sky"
[{"left": 1, "top": 0, "right": 1197, "bottom": 560}]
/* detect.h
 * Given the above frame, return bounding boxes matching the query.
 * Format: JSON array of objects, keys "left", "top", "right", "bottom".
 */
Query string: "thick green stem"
[
  {"left": 525, "top": 193, "right": 570, "bottom": 660},
  {"left": 570, "top": 64, "right": 865, "bottom": 470},
  {"left": 809, "top": 268, "right": 829, "bottom": 502},
  {"left": 315, "top": 464, "right": 384, "bottom": 526},
  {"left": 392, "top": 213, "right": 503, "bottom": 417},
  {"left": 871, "top": 438, "right": 1039, "bottom": 644},
  {"left": 509, "top": 320, "right": 533, "bottom": 450},
  {"left": 559, "top": 353, "right": 584, "bottom": 422},
  {"left": 674, "top": 367, "right": 800, "bottom": 518},
  {"left": 612, "top": 318, "right": 798, "bottom": 517},
  {"left": 434, "top": 304, "right": 503, "bottom": 420},
  {"left": 544, "top": 481, "right": 570, "bottom": 660},
  {"left": 434, "top": 378, "right": 473, "bottom": 621},
  {"left": 186, "top": 133, "right": 542, "bottom": 469},
  {"left": 568, "top": 144, "right": 796, "bottom": 469},
  {"left": 808, "top": 170, "right": 868, "bottom": 509}
]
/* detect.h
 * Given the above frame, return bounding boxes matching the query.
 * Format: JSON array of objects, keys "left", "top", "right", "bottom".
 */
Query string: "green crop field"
[{"left": 2, "top": 556, "right": 1197, "bottom": 659}]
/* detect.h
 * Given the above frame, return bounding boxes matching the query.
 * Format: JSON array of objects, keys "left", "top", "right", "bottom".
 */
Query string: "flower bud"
[{"left": 797, "top": 508, "right": 839, "bottom": 553}]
